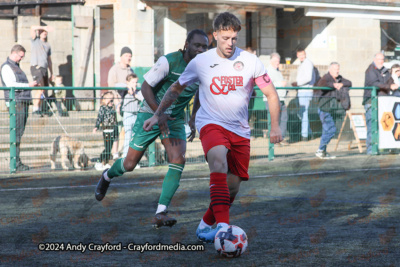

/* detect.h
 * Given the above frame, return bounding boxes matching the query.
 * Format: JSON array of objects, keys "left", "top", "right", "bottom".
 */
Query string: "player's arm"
[
  {"left": 140, "top": 81, "right": 159, "bottom": 112},
  {"left": 143, "top": 81, "right": 187, "bottom": 136},
  {"left": 256, "top": 73, "right": 282, "bottom": 144},
  {"left": 188, "top": 90, "right": 200, "bottom": 142}
]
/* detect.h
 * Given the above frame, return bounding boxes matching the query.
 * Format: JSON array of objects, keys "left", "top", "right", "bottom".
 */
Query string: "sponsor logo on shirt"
[
  {"left": 210, "top": 64, "right": 219, "bottom": 68},
  {"left": 233, "top": 61, "right": 244, "bottom": 71},
  {"left": 171, "top": 72, "right": 182, "bottom": 76},
  {"left": 210, "top": 76, "right": 244, "bottom": 95}
]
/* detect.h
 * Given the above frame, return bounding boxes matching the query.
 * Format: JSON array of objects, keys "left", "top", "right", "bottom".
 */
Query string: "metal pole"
[
  {"left": 9, "top": 87, "right": 17, "bottom": 174},
  {"left": 371, "top": 86, "right": 378, "bottom": 155},
  {"left": 148, "top": 142, "right": 156, "bottom": 167},
  {"left": 268, "top": 109, "right": 274, "bottom": 161}
]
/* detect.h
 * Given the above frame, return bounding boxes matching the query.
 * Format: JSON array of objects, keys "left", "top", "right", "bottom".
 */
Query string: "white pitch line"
[{"left": 0, "top": 166, "right": 398, "bottom": 192}]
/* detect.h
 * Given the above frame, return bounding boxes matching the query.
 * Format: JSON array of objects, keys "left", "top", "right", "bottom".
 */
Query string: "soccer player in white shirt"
[{"left": 144, "top": 12, "right": 282, "bottom": 243}]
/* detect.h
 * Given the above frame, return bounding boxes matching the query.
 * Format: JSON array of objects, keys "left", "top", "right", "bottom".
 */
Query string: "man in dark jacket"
[
  {"left": 364, "top": 52, "right": 390, "bottom": 154},
  {"left": 1, "top": 44, "right": 38, "bottom": 171},
  {"left": 314, "top": 62, "right": 351, "bottom": 159}
]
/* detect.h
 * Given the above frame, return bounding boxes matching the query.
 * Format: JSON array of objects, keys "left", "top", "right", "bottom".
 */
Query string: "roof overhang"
[{"left": 144, "top": 0, "right": 400, "bottom": 12}]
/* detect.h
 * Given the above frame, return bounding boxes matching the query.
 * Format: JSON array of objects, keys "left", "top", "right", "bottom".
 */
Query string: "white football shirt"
[{"left": 179, "top": 47, "right": 266, "bottom": 139}]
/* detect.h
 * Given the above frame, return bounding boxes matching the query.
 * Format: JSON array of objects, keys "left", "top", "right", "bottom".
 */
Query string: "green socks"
[
  {"left": 107, "top": 158, "right": 126, "bottom": 178},
  {"left": 158, "top": 163, "right": 184, "bottom": 206}
]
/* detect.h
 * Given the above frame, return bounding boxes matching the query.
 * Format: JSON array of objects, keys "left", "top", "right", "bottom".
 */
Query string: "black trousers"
[
  {"left": 100, "top": 127, "right": 118, "bottom": 163},
  {"left": 11, "top": 101, "right": 29, "bottom": 165}
]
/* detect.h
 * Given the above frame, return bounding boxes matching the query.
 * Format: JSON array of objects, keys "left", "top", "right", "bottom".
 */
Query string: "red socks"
[{"left": 205, "top": 172, "right": 230, "bottom": 225}]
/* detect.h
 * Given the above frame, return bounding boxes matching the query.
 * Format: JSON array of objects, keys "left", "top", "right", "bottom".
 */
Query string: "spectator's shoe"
[
  {"left": 152, "top": 211, "right": 177, "bottom": 229},
  {"left": 32, "top": 111, "right": 43, "bottom": 117},
  {"left": 197, "top": 225, "right": 223, "bottom": 244},
  {"left": 95, "top": 169, "right": 110, "bottom": 201},
  {"left": 196, "top": 224, "right": 213, "bottom": 242},
  {"left": 315, "top": 150, "right": 336, "bottom": 159},
  {"left": 15, "top": 163, "right": 30, "bottom": 171}
]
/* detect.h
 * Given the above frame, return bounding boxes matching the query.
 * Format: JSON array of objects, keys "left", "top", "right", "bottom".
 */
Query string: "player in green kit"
[{"left": 95, "top": 29, "right": 208, "bottom": 228}]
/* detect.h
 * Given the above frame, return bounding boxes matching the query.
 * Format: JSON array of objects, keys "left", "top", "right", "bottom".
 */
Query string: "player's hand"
[
  {"left": 187, "top": 117, "right": 196, "bottom": 142},
  {"left": 92, "top": 128, "right": 97, "bottom": 134},
  {"left": 269, "top": 126, "right": 283, "bottom": 144},
  {"left": 390, "top": 84, "right": 399, "bottom": 90}
]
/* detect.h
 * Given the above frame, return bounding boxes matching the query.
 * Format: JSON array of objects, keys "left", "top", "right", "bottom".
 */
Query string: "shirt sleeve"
[
  {"left": 143, "top": 56, "right": 169, "bottom": 87},
  {"left": 178, "top": 58, "right": 199, "bottom": 87},
  {"left": 254, "top": 57, "right": 267, "bottom": 79},
  {"left": 1, "top": 65, "right": 29, "bottom": 87}
]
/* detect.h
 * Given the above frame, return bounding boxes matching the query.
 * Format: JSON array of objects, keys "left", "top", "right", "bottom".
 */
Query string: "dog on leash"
[{"left": 50, "top": 135, "right": 89, "bottom": 170}]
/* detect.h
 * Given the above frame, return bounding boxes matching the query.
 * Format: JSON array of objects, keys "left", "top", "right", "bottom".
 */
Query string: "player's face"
[
  {"left": 329, "top": 64, "right": 340, "bottom": 78},
  {"left": 297, "top": 51, "right": 306, "bottom": 62},
  {"left": 213, "top": 29, "right": 238, "bottom": 59},
  {"left": 186, "top": 34, "right": 208, "bottom": 60}
]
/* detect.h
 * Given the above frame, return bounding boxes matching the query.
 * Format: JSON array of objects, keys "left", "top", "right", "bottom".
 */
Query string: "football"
[{"left": 214, "top": 225, "right": 248, "bottom": 257}]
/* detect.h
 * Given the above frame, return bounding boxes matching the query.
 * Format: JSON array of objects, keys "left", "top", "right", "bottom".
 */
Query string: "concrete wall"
[
  {"left": 0, "top": 17, "right": 72, "bottom": 111},
  {"left": 113, "top": 0, "right": 154, "bottom": 67},
  {"left": 304, "top": 17, "right": 381, "bottom": 109}
]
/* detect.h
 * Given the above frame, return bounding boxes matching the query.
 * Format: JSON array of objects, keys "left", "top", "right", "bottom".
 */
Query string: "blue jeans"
[
  {"left": 298, "top": 90, "right": 313, "bottom": 138},
  {"left": 364, "top": 104, "right": 372, "bottom": 154},
  {"left": 318, "top": 110, "right": 336, "bottom": 151},
  {"left": 123, "top": 112, "right": 138, "bottom": 157}
]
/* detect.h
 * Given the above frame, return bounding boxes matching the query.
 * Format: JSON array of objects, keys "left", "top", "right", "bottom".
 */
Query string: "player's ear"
[
  {"left": 213, "top": 31, "right": 218, "bottom": 40},
  {"left": 184, "top": 41, "right": 189, "bottom": 50}
]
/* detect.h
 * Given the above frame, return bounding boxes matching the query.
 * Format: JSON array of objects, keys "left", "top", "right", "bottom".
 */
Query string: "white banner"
[{"left": 378, "top": 96, "right": 400, "bottom": 149}]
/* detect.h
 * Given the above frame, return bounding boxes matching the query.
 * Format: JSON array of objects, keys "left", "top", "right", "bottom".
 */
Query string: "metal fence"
[{"left": 0, "top": 86, "right": 378, "bottom": 174}]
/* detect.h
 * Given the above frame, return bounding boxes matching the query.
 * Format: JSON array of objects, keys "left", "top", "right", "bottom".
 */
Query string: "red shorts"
[{"left": 199, "top": 124, "right": 250, "bottom": 180}]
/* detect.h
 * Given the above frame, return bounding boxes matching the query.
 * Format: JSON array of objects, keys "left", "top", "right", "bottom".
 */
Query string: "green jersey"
[{"left": 140, "top": 51, "right": 199, "bottom": 119}]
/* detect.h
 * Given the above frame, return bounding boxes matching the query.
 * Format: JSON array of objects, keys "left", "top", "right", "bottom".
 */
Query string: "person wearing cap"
[
  {"left": 108, "top": 46, "right": 135, "bottom": 99},
  {"left": 107, "top": 47, "right": 136, "bottom": 160},
  {"left": 30, "top": 24, "right": 54, "bottom": 117}
]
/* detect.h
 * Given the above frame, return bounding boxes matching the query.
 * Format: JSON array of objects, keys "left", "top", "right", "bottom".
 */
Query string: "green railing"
[{"left": 1, "top": 86, "right": 378, "bottom": 174}]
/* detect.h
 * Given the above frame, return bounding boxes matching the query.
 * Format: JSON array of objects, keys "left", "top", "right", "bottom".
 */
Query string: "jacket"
[
  {"left": 1, "top": 57, "right": 31, "bottom": 101},
  {"left": 314, "top": 73, "right": 352, "bottom": 112},
  {"left": 363, "top": 63, "right": 390, "bottom": 104}
]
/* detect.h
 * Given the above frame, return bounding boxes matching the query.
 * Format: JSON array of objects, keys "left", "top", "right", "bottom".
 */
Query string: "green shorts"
[{"left": 129, "top": 112, "right": 186, "bottom": 151}]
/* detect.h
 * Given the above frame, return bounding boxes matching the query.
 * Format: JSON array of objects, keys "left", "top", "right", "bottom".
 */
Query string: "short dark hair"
[
  {"left": 213, "top": 12, "right": 241, "bottom": 32},
  {"left": 126, "top": 73, "right": 138, "bottom": 81},
  {"left": 186, "top": 29, "right": 208, "bottom": 44},
  {"left": 296, "top": 47, "right": 305, "bottom": 53},
  {"left": 11, "top": 44, "right": 26, "bottom": 54},
  {"left": 390, "top": 64, "right": 400, "bottom": 73}
]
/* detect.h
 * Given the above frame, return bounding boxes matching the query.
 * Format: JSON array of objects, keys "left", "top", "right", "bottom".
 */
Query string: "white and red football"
[{"left": 214, "top": 225, "right": 248, "bottom": 258}]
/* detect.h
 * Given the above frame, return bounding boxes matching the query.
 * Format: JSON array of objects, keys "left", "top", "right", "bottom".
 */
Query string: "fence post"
[
  {"left": 148, "top": 141, "right": 156, "bottom": 167},
  {"left": 268, "top": 110, "right": 274, "bottom": 161},
  {"left": 9, "top": 87, "right": 16, "bottom": 174},
  {"left": 371, "top": 87, "right": 378, "bottom": 155}
]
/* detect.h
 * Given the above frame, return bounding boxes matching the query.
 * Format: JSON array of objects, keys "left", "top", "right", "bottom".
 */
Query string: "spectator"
[
  {"left": 30, "top": 25, "right": 54, "bottom": 117},
  {"left": 314, "top": 62, "right": 351, "bottom": 159},
  {"left": 264, "top": 52, "right": 289, "bottom": 145},
  {"left": 1, "top": 44, "right": 38, "bottom": 171},
  {"left": 93, "top": 92, "right": 118, "bottom": 170},
  {"left": 107, "top": 46, "right": 135, "bottom": 159},
  {"left": 292, "top": 48, "right": 315, "bottom": 141},
  {"left": 122, "top": 73, "right": 143, "bottom": 158},
  {"left": 364, "top": 52, "right": 391, "bottom": 154},
  {"left": 51, "top": 75, "right": 69, "bottom": 117},
  {"left": 378, "top": 64, "right": 400, "bottom": 97}
]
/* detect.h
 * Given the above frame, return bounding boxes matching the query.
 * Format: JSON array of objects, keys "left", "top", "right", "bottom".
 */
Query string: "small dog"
[{"left": 50, "top": 135, "right": 89, "bottom": 170}]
